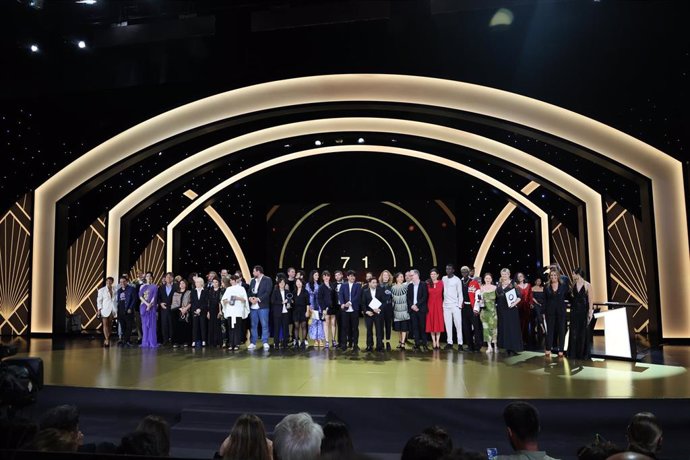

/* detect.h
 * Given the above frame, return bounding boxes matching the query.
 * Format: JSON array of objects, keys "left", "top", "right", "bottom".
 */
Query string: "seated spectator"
[
  {"left": 626, "top": 412, "right": 662, "bottom": 459},
  {"left": 273, "top": 412, "right": 324, "bottom": 460},
  {"left": 576, "top": 435, "right": 622, "bottom": 460},
  {"left": 218, "top": 413, "right": 271, "bottom": 460},
  {"left": 38, "top": 404, "right": 84, "bottom": 448},
  {"left": 401, "top": 433, "right": 450, "bottom": 460},
  {"left": 0, "top": 417, "right": 37, "bottom": 450},
  {"left": 321, "top": 420, "right": 354, "bottom": 457},
  {"left": 422, "top": 426, "right": 453, "bottom": 455},
  {"left": 137, "top": 415, "right": 171, "bottom": 457},
  {"left": 24, "top": 428, "right": 79, "bottom": 452},
  {"left": 497, "top": 401, "right": 559, "bottom": 460},
  {"left": 117, "top": 431, "right": 159, "bottom": 456}
]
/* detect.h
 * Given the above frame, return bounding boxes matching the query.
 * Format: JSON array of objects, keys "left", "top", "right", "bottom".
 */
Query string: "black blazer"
[
  {"left": 406, "top": 282, "right": 429, "bottom": 312},
  {"left": 270, "top": 288, "right": 290, "bottom": 313},
  {"left": 249, "top": 276, "right": 273, "bottom": 309},
  {"left": 318, "top": 283, "right": 334, "bottom": 311},
  {"left": 544, "top": 282, "right": 569, "bottom": 311},
  {"left": 157, "top": 283, "right": 177, "bottom": 307},
  {"left": 190, "top": 288, "right": 209, "bottom": 315},
  {"left": 293, "top": 288, "right": 309, "bottom": 312},
  {"left": 361, "top": 286, "right": 387, "bottom": 314}
]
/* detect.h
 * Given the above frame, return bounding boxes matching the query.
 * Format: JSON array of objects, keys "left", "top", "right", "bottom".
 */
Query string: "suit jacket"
[
  {"left": 338, "top": 282, "right": 362, "bottom": 312},
  {"left": 270, "top": 287, "right": 290, "bottom": 313},
  {"left": 361, "top": 286, "right": 387, "bottom": 314},
  {"left": 248, "top": 276, "right": 272, "bottom": 309},
  {"left": 406, "top": 282, "right": 429, "bottom": 312},
  {"left": 116, "top": 285, "right": 137, "bottom": 314},
  {"left": 157, "top": 283, "right": 177, "bottom": 308},
  {"left": 190, "top": 287, "right": 210, "bottom": 315}
]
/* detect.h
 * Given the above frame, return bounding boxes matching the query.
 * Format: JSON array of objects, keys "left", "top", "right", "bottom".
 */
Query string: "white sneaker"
[
  {"left": 248, "top": 343, "right": 256, "bottom": 350},
  {"left": 263, "top": 343, "right": 270, "bottom": 350}
]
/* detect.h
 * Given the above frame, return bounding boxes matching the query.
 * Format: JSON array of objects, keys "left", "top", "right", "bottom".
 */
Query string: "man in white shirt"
[{"left": 441, "top": 264, "right": 463, "bottom": 350}]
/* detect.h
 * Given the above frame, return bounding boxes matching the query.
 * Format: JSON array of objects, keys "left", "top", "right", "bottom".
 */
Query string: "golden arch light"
[{"left": 29, "top": 75, "right": 688, "bottom": 338}]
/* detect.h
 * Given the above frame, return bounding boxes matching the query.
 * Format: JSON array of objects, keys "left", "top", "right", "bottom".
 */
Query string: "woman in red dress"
[
  {"left": 425, "top": 268, "right": 445, "bottom": 349},
  {"left": 515, "top": 272, "right": 533, "bottom": 347}
]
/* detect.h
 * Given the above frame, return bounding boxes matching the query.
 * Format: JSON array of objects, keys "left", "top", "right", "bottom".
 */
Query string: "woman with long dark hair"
[
  {"left": 568, "top": 267, "right": 594, "bottom": 360},
  {"left": 391, "top": 272, "right": 410, "bottom": 349},
  {"left": 292, "top": 277, "right": 309, "bottom": 348},
  {"left": 207, "top": 278, "right": 223, "bottom": 347},
  {"left": 306, "top": 270, "right": 325, "bottom": 347},
  {"left": 425, "top": 268, "right": 445, "bottom": 349},
  {"left": 171, "top": 279, "right": 192, "bottom": 348},
  {"left": 219, "top": 414, "right": 271, "bottom": 460}
]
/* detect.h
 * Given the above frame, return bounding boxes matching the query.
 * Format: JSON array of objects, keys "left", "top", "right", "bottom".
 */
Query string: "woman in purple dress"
[{"left": 139, "top": 271, "right": 159, "bottom": 348}]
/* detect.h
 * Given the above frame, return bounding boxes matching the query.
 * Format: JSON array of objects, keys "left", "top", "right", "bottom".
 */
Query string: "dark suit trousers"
[
  {"left": 462, "top": 306, "right": 483, "bottom": 349},
  {"left": 226, "top": 317, "right": 244, "bottom": 348},
  {"left": 546, "top": 305, "right": 567, "bottom": 352},
  {"left": 118, "top": 307, "right": 134, "bottom": 343},
  {"left": 382, "top": 304, "right": 393, "bottom": 341},
  {"left": 365, "top": 313, "right": 384, "bottom": 349},
  {"left": 341, "top": 310, "right": 359, "bottom": 348},
  {"left": 160, "top": 307, "right": 173, "bottom": 343},
  {"left": 192, "top": 314, "right": 207, "bottom": 343},
  {"left": 410, "top": 309, "right": 428, "bottom": 346},
  {"left": 272, "top": 309, "right": 290, "bottom": 345}
]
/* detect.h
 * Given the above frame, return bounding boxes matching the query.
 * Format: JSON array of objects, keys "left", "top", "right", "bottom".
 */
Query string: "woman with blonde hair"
[{"left": 378, "top": 270, "right": 394, "bottom": 351}]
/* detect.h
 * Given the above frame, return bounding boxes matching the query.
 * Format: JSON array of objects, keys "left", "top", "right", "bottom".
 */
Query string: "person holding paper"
[
  {"left": 425, "top": 268, "right": 445, "bottom": 350},
  {"left": 496, "top": 268, "right": 523, "bottom": 355},
  {"left": 338, "top": 270, "right": 362, "bottom": 351},
  {"left": 361, "top": 277, "right": 386, "bottom": 352},
  {"left": 222, "top": 275, "right": 248, "bottom": 351}
]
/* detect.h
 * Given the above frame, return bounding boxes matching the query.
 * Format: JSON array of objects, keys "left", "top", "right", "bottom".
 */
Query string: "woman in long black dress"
[
  {"left": 292, "top": 277, "right": 309, "bottom": 348},
  {"left": 567, "top": 267, "right": 593, "bottom": 360},
  {"left": 544, "top": 269, "right": 569, "bottom": 357},
  {"left": 171, "top": 279, "right": 192, "bottom": 348},
  {"left": 207, "top": 278, "right": 223, "bottom": 347},
  {"left": 496, "top": 268, "right": 523, "bottom": 355},
  {"left": 531, "top": 277, "right": 545, "bottom": 348}
]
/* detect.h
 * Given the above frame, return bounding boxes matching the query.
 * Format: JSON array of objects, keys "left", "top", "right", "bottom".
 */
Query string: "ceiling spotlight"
[
  {"left": 314, "top": 140, "right": 322, "bottom": 146},
  {"left": 29, "top": 44, "right": 39, "bottom": 53},
  {"left": 77, "top": 40, "right": 86, "bottom": 49},
  {"left": 357, "top": 137, "right": 365, "bottom": 144},
  {"left": 76, "top": 0, "right": 97, "bottom": 4},
  {"left": 335, "top": 139, "right": 344, "bottom": 144}
]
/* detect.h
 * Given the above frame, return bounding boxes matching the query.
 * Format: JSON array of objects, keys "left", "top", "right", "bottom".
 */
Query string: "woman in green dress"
[{"left": 479, "top": 272, "right": 498, "bottom": 353}]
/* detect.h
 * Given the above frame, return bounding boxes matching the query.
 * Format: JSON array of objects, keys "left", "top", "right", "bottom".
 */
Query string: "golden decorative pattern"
[{"left": 129, "top": 230, "right": 165, "bottom": 285}]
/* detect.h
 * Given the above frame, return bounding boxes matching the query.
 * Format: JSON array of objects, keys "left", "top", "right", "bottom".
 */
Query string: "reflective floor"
[{"left": 6, "top": 334, "right": 690, "bottom": 399}]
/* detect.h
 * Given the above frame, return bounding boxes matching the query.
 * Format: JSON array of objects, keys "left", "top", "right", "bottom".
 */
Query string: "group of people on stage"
[{"left": 96, "top": 262, "right": 594, "bottom": 358}]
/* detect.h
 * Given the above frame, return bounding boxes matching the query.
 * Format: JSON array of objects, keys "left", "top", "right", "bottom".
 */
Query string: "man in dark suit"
[
  {"left": 248, "top": 265, "right": 273, "bottom": 350},
  {"left": 338, "top": 270, "right": 362, "bottom": 351},
  {"left": 407, "top": 269, "right": 429, "bottom": 351},
  {"left": 157, "top": 272, "right": 177, "bottom": 345},
  {"left": 361, "top": 277, "right": 387, "bottom": 352},
  {"left": 116, "top": 276, "right": 137, "bottom": 347}
]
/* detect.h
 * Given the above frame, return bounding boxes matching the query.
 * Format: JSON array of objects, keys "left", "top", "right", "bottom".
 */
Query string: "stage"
[{"left": 13, "top": 334, "right": 690, "bottom": 399}]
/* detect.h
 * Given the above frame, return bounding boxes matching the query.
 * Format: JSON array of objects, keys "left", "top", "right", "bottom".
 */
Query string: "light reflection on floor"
[{"left": 7, "top": 337, "right": 689, "bottom": 399}]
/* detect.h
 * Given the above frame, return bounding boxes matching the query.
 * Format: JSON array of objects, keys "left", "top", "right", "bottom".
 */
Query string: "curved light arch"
[
  {"left": 165, "top": 145, "right": 551, "bottom": 275},
  {"left": 474, "top": 181, "right": 541, "bottom": 274},
  {"left": 278, "top": 201, "right": 437, "bottom": 268},
  {"left": 300, "top": 215, "right": 413, "bottom": 268},
  {"left": 316, "top": 228, "right": 397, "bottom": 268},
  {"left": 29, "top": 75, "right": 687, "bottom": 338}
]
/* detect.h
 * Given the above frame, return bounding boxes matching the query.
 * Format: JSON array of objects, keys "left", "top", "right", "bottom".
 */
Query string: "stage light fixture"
[
  {"left": 76, "top": 0, "right": 97, "bottom": 4},
  {"left": 314, "top": 140, "right": 322, "bottom": 146},
  {"left": 29, "top": 44, "right": 39, "bottom": 53},
  {"left": 358, "top": 137, "right": 365, "bottom": 143},
  {"left": 77, "top": 40, "right": 86, "bottom": 49}
]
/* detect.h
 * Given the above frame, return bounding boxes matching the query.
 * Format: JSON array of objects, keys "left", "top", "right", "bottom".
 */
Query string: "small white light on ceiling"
[{"left": 30, "top": 44, "right": 39, "bottom": 53}]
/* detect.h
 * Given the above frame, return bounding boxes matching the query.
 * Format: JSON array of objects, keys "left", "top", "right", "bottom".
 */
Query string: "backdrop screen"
[{"left": 267, "top": 200, "right": 456, "bottom": 276}]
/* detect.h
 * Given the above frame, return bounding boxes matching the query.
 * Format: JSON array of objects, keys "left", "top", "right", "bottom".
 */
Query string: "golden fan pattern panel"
[
  {"left": 129, "top": 230, "right": 165, "bottom": 284},
  {"left": 0, "top": 194, "right": 32, "bottom": 335},
  {"left": 606, "top": 200, "right": 649, "bottom": 333},
  {"left": 550, "top": 216, "right": 580, "bottom": 281},
  {"left": 66, "top": 215, "right": 106, "bottom": 330}
]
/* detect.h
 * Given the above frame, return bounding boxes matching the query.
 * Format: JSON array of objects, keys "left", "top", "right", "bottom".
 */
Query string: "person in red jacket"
[{"left": 462, "top": 266, "right": 483, "bottom": 351}]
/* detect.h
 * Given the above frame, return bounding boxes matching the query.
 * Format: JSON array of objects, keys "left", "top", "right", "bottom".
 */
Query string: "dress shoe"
[
  {"left": 444, "top": 344, "right": 453, "bottom": 350},
  {"left": 386, "top": 342, "right": 391, "bottom": 351},
  {"left": 376, "top": 346, "right": 384, "bottom": 352},
  {"left": 353, "top": 345, "right": 360, "bottom": 351},
  {"left": 365, "top": 346, "right": 373, "bottom": 352}
]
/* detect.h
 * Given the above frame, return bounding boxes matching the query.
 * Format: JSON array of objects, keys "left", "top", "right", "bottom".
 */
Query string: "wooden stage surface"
[{"left": 14, "top": 336, "right": 690, "bottom": 399}]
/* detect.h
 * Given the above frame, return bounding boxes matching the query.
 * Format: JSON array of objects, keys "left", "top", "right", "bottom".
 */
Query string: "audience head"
[
  {"left": 223, "top": 414, "right": 271, "bottom": 460},
  {"left": 401, "top": 432, "right": 449, "bottom": 460},
  {"left": 626, "top": 412, "right": 662, "bottom": 457},
  {"left": 503, "top": 401, "right": 541, "bottom": 451},
  {"left": 117, "top": 431, "right": 159, "bottom": 456},
  {"left": 273, "top": 412, "right": 324, "bottom": 460},
  {"left": 422, "top": 426, "right": 453, "bottom": 455},
  {"left": 39, "top": 405, "right": 83, "bottom": 446},
  {"left": 26, "top": 428, "right": 79, "bottom": 452},
  {"left": 576, "top": 435, "right": 622, "bottom": 460},
  {"left": 321, "top": 420, "right": 354, "bottom": 457},
  {"left": 0, "top": 417, "right": 38, "bottom": 450},
  {"left": 136, "top": 415, "right": 170, "bottom": 457}
]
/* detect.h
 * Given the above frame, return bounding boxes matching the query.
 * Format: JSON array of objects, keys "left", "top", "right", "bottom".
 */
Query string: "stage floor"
[{"left": 11, "top": 336, "right": 690, "bottom": 399}]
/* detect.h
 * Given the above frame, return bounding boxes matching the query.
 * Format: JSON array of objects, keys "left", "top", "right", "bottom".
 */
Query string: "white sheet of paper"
[
  {"left": 505, "top": 288, "right": 518, "bottom": 307},
  {"left": 369, "top": 297, "right": 382, "bottom": 310}
]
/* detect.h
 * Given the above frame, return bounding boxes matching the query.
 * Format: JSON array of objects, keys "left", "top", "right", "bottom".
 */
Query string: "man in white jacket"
[{"left": 97, "top": 276, "right": 117, "bottom": 347}]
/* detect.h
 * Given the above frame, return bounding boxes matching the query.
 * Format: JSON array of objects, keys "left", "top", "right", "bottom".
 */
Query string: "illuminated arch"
[
  {"left": 164, "top": 145, "right": 552, "bottom": 275},
  {"left": 316, "top": 228, "right": 397, "bottom": 268},
  {"left": 30, "top": 75, "right": 688, "bottom": 338},
  {"left": 277, "top": 201, "right": 437, "bottom": 268}
]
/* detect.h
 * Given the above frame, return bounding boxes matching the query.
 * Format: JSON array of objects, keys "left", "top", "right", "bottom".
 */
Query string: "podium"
[{"left": 592, "top": 302, "right": 638, "bottom": 360}]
